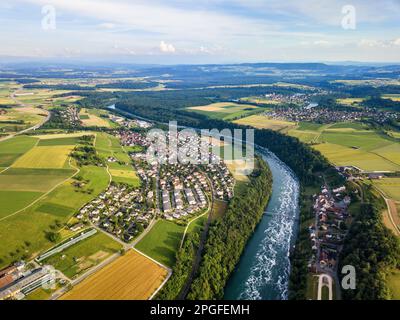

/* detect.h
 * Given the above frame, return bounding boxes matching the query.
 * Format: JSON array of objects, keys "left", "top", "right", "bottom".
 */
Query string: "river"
[{"left": 224, "top": 149, "right": 300, "bottom": 300}]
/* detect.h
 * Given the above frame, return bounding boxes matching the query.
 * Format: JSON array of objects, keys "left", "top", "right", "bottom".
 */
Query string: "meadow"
[
  {"left": 135, "top": 220, "right": 185, "bottom": 268},
  {"left": 187, "top": 102, "right": 262, "bottom": 120},
  {"left": 0, "top": 135, "right": 38, "bottom": 167},
  {"left": 79, "top": 108, "right": 114, "bottom": 128},
  {"left": 0, "top": 158, "right": 109, "bottom": 269},
  {"left": 95, "top": 132, "right": 140, "bottom": 186},
  {"left": 12, "top": 145, "right": 74, "bottom": 169},
  {"left": 373, "top": 178, "right": 400, "bottom": 201},
  {"left": 42, "top": 231, "right": 122, "bottom": 279},
  {"left": 233, "top": 114, "right": 296, "bottom": 132},
  {"left": 60, "top": 250, "right": 168, "bottom": 300}
]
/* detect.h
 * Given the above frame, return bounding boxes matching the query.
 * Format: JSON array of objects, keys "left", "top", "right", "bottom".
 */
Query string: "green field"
[
  {"left": 0, "top": 135, "right": 38, "bottom": 166},
  {"left": 95, "top": 132, "right": 139, "bottom": 186},
  {"left": 285, "top": 121, "right": 400, "bottom": 172},
  {"left": 0, "top": 168, "right": 74, "bottom": 192},
  {"left": 373, "top": 178, "right": 400, "bottom": 201},
  {"left": 387, "top": 269, "right": 400, "bottom": 300},
  {"left": 187, "top": 102, "right": 262, "bottom": 120},
  {"left": 37, "top": 137, "right": 80, "bottom": 146},
  {"left": 0, "top": 165, "right": 109, "bottom": 269},
  {"left": 135, "top": 220, "right": 185, "bottom": 268},
  {"left": 12, "top": 145, "right": 74, "bottom": 169},
  {"left": 42, "top": 231, "right": 122, "bottom": 278}
]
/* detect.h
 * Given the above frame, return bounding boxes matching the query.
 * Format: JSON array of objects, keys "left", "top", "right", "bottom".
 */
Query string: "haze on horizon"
[{"left": 0, "top": 0, "right": 400, "bottom": 64}]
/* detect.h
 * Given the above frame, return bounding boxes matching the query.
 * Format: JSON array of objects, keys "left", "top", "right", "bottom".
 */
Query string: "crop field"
[
  {"left": 314, "top": 143, "right": 400, "bottom": 172},
  {"left": 12, "top": 145, "right": 74, "bottom": 169},
  {"left": 60, "top": 250, "right": 168, "bottom": 300},
  {"left": 0, "top": 168, "right": 74, "bottom": 192},
  {"left": 135, "top": 220, "right": 185, "bottom": 268},
  {"left": 79, "top": 108, "right": 112, "bottom": 128},
  {"left": 336, "top": 98, "right": 365, "bottom": 106},
  {"left": 187, "top": 102, "right": 261, "bottom": 120},
  {"left": 283, "top": 122, "right": 400, "bottom": 172},
  {"left": 37, "top": 137, "right": 80, "bottom": 146},
  {"left": 109, "top": 168, "right": 140, "bottom": 186},
  {"left": 0, "top": 165, "right": 109, "bottom": 269},
  {"left": 373, "top": 178, "right": 400, "bottom": 201},
  {"left": 34, "top": 132, "right": 91, "bottom": 140},
  {"left": 0, "top": 107, "right": 45, "bottom": 133},
  {"left": 42, "top": 232, "right": 122, "bottom": 279},
  {"left": 234, "top": 114, "right": 296, "bottom": 131},
  {"left": 382, "top": 94, "right": 400, "bottom": 102},
  {"left": 0, "top": 135, "right": 38, "bottom": 166}
]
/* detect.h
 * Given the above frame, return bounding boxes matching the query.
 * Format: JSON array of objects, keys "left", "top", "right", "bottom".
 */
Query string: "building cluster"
[
  {"left": 261, "top": 92, "right": 320, "bottom": 106},
  {"left": 117, "top": 130, "right": 149, "bottom": 148},
  {"left": 110, "top": 115, "right": 153, "bottom": 129},
  {"left": 309, "top": 186, "right": 351, "bottom": 274},
  {"left": 265, "top": 107, "right": 398, "bottom": 124},
  {"left": 0, "top": 263, "right": 54, "bottom": 300},
  {"left": 59, "top": 106, "right": 81, "bottom": 126},
  {"left": 204, "top": 156, "right": 235, "bottom": 201},
  {"left": 77, "top": 184, "right": 154, "bottom": 242},
  {"left": 158, "top": 163, "right": 210, "bottom": 220}
]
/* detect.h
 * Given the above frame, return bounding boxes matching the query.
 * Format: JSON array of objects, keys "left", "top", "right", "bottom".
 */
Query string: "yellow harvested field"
[
  {"left": 336, "top": 98, "right": 364, "bottom": 105},
  {"left": 233, "top": 114, "right": 296, "bottom": 131},
  {"left": 188, "top": 102, "right": 257, "bottom": 112},
  {"left": 35, "top": 132, "right": 93, "bottom": 140},
  {"left": 12, "top": 146, "right": 73, "bottom": 168},
  {"left": 60, "top": 250, "right": 168, "bottom": 300}
]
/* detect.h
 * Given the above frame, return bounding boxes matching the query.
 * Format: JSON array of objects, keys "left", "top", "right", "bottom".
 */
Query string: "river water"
[{"left": 224, "top": 150, "right": 300, "bottom": 300}]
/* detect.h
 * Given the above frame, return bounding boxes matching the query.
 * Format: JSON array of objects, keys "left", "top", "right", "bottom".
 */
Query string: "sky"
[{"left": 0, "top": 0, "right": 400, "bottom": 64}]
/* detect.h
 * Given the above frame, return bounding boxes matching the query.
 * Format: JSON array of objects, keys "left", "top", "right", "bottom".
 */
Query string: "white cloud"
[
  {"left": 99, "top": 22, "right": 116, "bottom": 29},
  {"left": 159, "top": 41, "right": 176, "bottom": 53},
  {"left": 392, "top": 38, "right": 400, "bottom": 46}
]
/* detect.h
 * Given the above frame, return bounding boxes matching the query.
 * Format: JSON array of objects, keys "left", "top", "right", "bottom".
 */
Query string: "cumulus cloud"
[{"left": 159, "top": 41, "right": 176, "bottom": 53}]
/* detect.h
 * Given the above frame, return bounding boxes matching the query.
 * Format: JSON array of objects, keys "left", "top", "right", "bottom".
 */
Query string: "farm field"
[
  {"left": 0, "top": 164, "right": 109, "bottom": 269},
  {"left": 42, "top": 231, "right": 122, "bottom": 279},
  {"left": 336, "top": 98, "right": 365, "bottom": 106},
  {"left": 135, "top": 220, "right": 185, "bottom": 268},
  {"left": 287, "top": 122, "right": 400, "bottom": 172},
  {"left": 187, "top": 102, "right": 261, "bottom": 120},
  {"left": 382, "top": 94, "right": 400, "bottom": 102},
  {"left": 373, "top": 178, "right": 400, "bottom": 201},
  {"left": 109, "top": 168, "right": 140, "bottom": 186},
  {"left": 60, "top": 250, "right": 168, "bottom": 300},
  {"left": 12, "top": 145, "right": 74, "bottom": 169},
  {"left": 79, "top": 108, "right": 113, "bottom": 128},
  {"left": 233, "top": 114, "right": 296, "bottom": 132},
  {"left": 0, "top": 106, "right": 46, "bottom": 134},
  {"left": 0, "top": 168, "right": 74, "bottom": 192},
  {"left": 95, "top": 132, "right": 139, "bottom": 185},
  {"left": 0, "top": 135, "right": 38, "bottom": 166}
]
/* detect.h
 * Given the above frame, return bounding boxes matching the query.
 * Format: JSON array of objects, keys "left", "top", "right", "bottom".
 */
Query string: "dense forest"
[{"left": 187, "top": 158, "right": 273, "bottom": 299}]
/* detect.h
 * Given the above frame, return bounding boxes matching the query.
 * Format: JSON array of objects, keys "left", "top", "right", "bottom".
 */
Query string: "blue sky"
[{"left": 0, "top": 0, "right": 399, "bottom": 63}]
